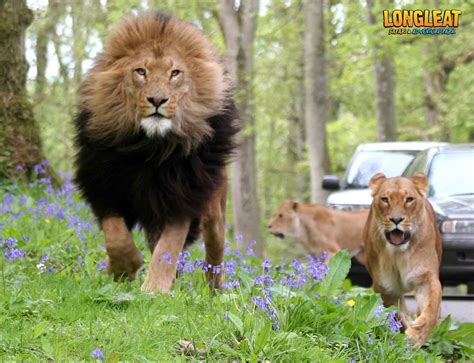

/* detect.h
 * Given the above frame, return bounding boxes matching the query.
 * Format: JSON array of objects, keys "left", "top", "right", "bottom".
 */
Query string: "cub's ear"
[
  {"left": 368, "top": 173, "right": 387, "bottom": 196},
  {"left": 411, "top": 172, "right": 429, "bottom": 197},
  {"left": 292, "top": 201, "right": 299, "bottom": 211}
]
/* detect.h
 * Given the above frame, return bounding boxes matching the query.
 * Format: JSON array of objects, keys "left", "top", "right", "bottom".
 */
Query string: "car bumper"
[{"left": 440, "top": 234, "right": 474, "bottom": 284}]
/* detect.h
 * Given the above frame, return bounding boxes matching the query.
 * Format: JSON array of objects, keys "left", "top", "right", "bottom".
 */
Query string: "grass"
[{"left": 1, "top": 166, "right": 473, "bottom": 362}]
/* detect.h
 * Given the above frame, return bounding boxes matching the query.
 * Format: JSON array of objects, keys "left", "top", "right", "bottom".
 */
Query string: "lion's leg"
[
  {"left": 141, "top": 219, "right": 190, "bottom": 293},
  {"left": 102, "top": 216, "right": 143, "bottom": 281},
  {"left": 406, "top": 276, "right": 442, "bottom": 346},
  {"left": 202, "top": 184, "right": 227, "bottom": 289}
]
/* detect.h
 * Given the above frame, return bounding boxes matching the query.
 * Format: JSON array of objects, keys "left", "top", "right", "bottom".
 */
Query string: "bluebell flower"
[
  {"left": 262, "top": 258, "right": 271, "bottom": 273},
  {"left": 91, "top": 348, "right": 105, "bottom": 360},
  {"left": 97, "top": 260, "right": 107, "bottom": 271},
  {"left": 387, "top": 311, "right": 403, "bottom": 333},
  {"left": 224, "top": 312, "right": 229, "bottom": 319}
]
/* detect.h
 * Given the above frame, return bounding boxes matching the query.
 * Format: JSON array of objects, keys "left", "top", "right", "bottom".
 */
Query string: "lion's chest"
[{"left": 375, "top": 247, "right": 417, "bottom": 296}]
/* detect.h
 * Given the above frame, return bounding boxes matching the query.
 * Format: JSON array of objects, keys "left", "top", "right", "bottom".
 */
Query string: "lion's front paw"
[
  {"left": 141, "top": 273, "right": 173, "bottom": 294},
  {"left": 405, "top": 327, "right": 427, "bottom": 346},
  {"left": 106, "top": 247, "right": 143, "bottom": 281}
]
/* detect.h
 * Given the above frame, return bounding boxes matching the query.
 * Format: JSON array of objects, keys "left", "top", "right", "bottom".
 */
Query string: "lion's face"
[
  {"left": 80, "top": 13, "right": 231, "bottom": 151},
  {"left": 130, "top": 52, "right": 191, "bottom": 137},
  {"left": 369, "top": 173, "right": 429, "bottom": 248},
  {"left": 268, "top": 200, "right": 301, "bottom": 239}
]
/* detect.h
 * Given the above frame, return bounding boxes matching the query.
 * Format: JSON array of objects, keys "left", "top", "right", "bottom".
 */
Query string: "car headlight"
[{"left": 441, "top": 220, "right": 474, "bottom": 234}]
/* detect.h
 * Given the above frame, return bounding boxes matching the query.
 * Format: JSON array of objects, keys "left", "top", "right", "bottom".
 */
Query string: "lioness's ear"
[
  {"left": 411, "top": 172, "right": 429, "bottom": 197},
  {"left": 292, "top": 201, "right": 298, "bottom": 211},
  {"left": 368, "top": 173, "right": 387, "bottom": 196}
]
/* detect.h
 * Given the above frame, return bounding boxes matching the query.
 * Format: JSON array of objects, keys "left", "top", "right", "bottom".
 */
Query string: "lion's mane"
[{"left": 74, "top": 13, "right": 238, "bottom": 244}]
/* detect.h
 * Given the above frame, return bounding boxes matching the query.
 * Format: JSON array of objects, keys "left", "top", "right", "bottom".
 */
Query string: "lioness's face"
[
  {"left": 130, "top": 53, "right": 191, "bottom": 137},
  {"left": 268, "top": 200, "right": 300, "bottom": 239},
  {"left": 369, "top": 173, "right": 429, "bottom": 247}
]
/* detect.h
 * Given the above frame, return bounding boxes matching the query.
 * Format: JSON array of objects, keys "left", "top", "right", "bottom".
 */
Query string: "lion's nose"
[
  {"left": 390, "top": 216, "right": 404, "bottom": 225},
  {"left": 147, "top": 97, "right": 168, "bottom": 108}
]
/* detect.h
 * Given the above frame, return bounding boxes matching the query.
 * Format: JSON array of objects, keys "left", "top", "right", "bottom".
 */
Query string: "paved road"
[{"left": 405, "top": 296, "right": 474, "bottom": 322}]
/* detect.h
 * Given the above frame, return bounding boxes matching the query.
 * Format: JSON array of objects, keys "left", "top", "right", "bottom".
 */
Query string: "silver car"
[{"left": 323, "top": 141, "right": 447, "bottom": 210}]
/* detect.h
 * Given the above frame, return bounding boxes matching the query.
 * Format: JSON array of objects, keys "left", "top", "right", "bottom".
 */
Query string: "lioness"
[
  {"left": 268, "top": 200, "right": 368, "bottom": 264},
  {"left": 364, "top": 172, "right": 442, "bottom": 345}
]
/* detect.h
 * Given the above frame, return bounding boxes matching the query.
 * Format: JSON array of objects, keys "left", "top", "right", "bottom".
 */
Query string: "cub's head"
[
  {"left": 369, "top": 172, "right": 429, "bottom": 248},
  {"left": 81, "top": 13, "right": 231, "bottom": 150},
  {"left": 268, "top": 200, "right": 301, "bottom": 239}
]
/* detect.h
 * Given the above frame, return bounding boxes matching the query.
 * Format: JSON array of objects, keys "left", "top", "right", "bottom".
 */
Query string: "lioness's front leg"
[
  {"left": 406, "top": 275, "right": 442, "bottom": 346},
  {"left": 201, "top": 181, "right": 227, "bottom": 289},
  {"left": 141, "top": 219, "right": 190, "bottom": 293},
  {"left": 102, "top": 216, "right": 143, "bottom": 281}
]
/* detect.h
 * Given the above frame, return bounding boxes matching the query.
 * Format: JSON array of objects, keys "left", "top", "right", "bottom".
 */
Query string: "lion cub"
[
  {"left": 364, "top": 173, "right": 442, "bottom": 345},
  {"left": 268, "top": 200, "right": 368, "bottom": 264}
]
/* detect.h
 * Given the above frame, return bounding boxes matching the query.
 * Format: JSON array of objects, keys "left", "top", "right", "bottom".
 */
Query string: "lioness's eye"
[
  {"left": 278, "top": 214, "right": 283, "bottom": 218},
  {"left": 406, "top": 197, "right": 414, "bottom": 203},
  {"left": 381, "top": 197, "right": 389, "bottom": 203},
  {"left": 170, "top": 69, "right": 181, "bottom": 78},
  {"left": 135, "top": 68, "right": 146, "bottom": 76}
]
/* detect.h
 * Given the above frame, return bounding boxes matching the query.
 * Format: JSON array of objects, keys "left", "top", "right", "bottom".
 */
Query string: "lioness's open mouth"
[
  {"left": 271, "top": 232, "right": 285, "bottom": 239},
  {"left": 385, "top": 229, "right": 411, "bottom": 246}
]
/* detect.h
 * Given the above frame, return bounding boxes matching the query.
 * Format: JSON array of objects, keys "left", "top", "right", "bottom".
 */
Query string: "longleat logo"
[{"left": 383, "top": 9, "right": 461, "bottom": 35}]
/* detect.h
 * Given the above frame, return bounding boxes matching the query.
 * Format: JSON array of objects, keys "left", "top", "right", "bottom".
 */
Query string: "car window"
[
  {"left": 428, "top": 151, "right": 474, "bottom": 197},
  {"left": 403, "top": 152, "right": 428, "bottom": 177},
  {"left": 345, "top": 151, "right": 416, "bottom": 188}
]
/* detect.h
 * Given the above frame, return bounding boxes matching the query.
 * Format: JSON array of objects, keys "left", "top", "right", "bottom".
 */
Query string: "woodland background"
[{"left": 1, "top": 0, "right": 473, "bottom": 256}]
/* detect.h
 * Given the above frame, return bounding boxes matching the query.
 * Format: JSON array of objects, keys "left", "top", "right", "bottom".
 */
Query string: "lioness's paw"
[{"left": 405, "top": 327, "right": 427, "bottom": 347}]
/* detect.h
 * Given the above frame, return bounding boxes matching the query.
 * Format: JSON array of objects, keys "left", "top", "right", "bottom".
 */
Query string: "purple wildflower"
[
  {"left": 40, "top": 255, "right": 49, "bottom": 263},
  {"left": 262, "top": 258, "right": 271, "bottom": 273},
  {"left": 308, "top": 255, "right": 329, "bottom": 281},
  {"left": 273, "top": 320, "right": 280, "bottom": 331},
  {"left": 374, "top": 305, "right": 384, "bottom": 318},
  {"left": 225, "top": 259, "right": 237, "bottom": 276},
  {"left": 252, "top": 295, "right": 271, "bottom": 311},
  {"left": 387, "top": 311, "right": 403, "bottom": 333},
  {"left": 368, "top": 334, "right": 373, "bottom": 345},
  {"left": 91, "top": 348, "right": 105, "bottom": 360},
  {"left": 77, "top": 256, "right": 83, "bottom": 265},
  {"left": 97, "top": 260, "right": 107, "bottom": 271},
  {"left": 4, "top": 247, "right": 27, "bottom": 261},
  {"left": 224, "top": 312, "right": 229, "bottom": 319},
  {"left": 246, "top": 240, "right": 256, "bottom": 257},
  {"left": 15, "top": 165, "right": 24, "bottom": 171}
]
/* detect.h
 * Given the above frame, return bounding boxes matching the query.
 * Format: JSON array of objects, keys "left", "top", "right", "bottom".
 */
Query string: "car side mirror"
[{"left": 322, "top": 175, "right": 340, "bottom": 190}]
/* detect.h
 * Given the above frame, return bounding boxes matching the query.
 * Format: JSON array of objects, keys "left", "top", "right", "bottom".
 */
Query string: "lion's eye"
[
  {"left": 381, "top": 197, "right": 389, "bottom": 203},
  {"left": 278, "top": 214, "right": 283, "bottom": 218},
  {"left": 406, "top": 197, "right": 414, "bottom": 203},
  {"left": 170, "top": 69, "right": 181, "bottom": 78},
  {"left": 135, "top": 68, "right": 146, "bottom": 76}
]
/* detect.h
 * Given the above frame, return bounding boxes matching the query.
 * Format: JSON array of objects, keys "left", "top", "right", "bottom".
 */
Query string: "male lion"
[
  {"left": 268, "top": 200, "right": 368, "bottom": 264},
  {"left": 74, "top": 13, "right": 238, "bottom": 293},
  {"left": 364, "top": 173, "right": 442, "bottom": 345}
]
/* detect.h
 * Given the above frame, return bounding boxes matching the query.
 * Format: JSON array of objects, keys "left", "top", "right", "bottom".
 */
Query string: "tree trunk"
[
  {"left": 303, "top": 0, "right": 330, "bottom": 203},
  {"left": 367, "top": 0, "right": 397, "bottom": 142},
  {"left": 0, "top": 0, "right": 58, "bottom": 183},
  {"left": 423, "top": 42, "right": 474, "bottom": 141},
  {"left": 218, "top": 0, "right": 263, "bottom": 256}
]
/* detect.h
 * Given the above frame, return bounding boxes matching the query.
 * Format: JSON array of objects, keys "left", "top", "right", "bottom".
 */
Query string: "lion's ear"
[
  {"left": 411, "top": 172, "right": 429, "bottom": 197},
  {"left": 292, "top": 201, "right": 298, "bottom": 211},
  {"left": 368, "top": 173, "right": 387, "bottom": 196}
]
